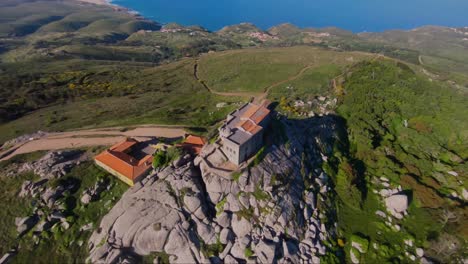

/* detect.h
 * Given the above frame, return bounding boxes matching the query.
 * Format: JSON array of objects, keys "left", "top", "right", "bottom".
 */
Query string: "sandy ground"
[{"left": 0, "top": 126, "right": 186, "bottom": 161}]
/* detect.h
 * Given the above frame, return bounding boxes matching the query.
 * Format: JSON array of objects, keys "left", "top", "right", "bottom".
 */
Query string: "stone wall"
[{"left": 222, "top": 138, "right": 241, "bottom": 165}]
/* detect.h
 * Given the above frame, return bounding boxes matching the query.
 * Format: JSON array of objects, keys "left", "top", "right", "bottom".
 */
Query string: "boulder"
[
  {"left": 229, "top": 242, "right": 245, "bottom": 260},
  {"left": 219, "top": 242, "right": 234, "bottom": 260},
  {"left": 385, "top": 194, "right": 408, "bottom": 214},
  {"left": 239, "top": 235, "right": 251, "bottom": 248},
  {"left": 375, "top": 210, "right": 386, "bottom": 218},
  {"left": 19, "top": 150, "right": 85, "bottom": 179},
  {"left": 255, "top": 240, "right": 276, "bottom": 264},
  {"left": 81, "top": 193, "right": 92, "bottom": 205},
  {"left": 231, "top": 216, "right": 252, "bottom": 238},
  {"left": 42, "top": 186, "right": 65, "bottom": 207},
  {"left": 16, "top": 215, "right": 39, "bottom": 235},
  {"left": 220, "top": 228, "right": 234, "bottom": 244},
  {"left": 350, "top": 235, "right": 369, "bottom": 254},
  {"left": 195, "top": 220, "right": 217, "bottom": 244},
  {"left": 87, "top": 161, "right": 210, "bottom": 263},
  {"left": 226, "top": 193, "right": 241, "bottom": 212},
  {"left": 350, "top": 248, "right": 360, "bottom": 264},
  {"left": 216, "top": 212, "right": 232, "bottom": 228},
  {"left": 18, "top": 180, "right": 47, "bottom": 198},
  {"left": 184, "top": 193, "right": 202, "bottom": 213},
  {"left": 61, "top": 221, "right": 70, "bottom": 230},
  {"left": 50, "top": 211, "right": 66, "bottom": 221},
  {"left": 164, "top": 227, "right": 197, "bottom": 263},
  {"left": 0, "top": 250, "right": 16, "bottom": 264},
  {"left": 462, "top": 189, "right": 468, "bottom": 200},
  {"left": 36, "top": 220, "right": 54, "bottom": 232},
  {"left": 223, "top": 254, "right": 239, "bottom": 264},
  {"left": 80, "top": 223, "right": 93, "bottom": 232},
  {"left": 238, "top": 193, "right": 250, "bottom": 208}
]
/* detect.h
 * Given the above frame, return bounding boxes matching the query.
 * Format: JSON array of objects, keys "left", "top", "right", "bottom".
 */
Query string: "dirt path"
[
  {"left": 0, "top": 126, "right": 186, "bottom": 161},
  {"left": 193, "top": 60, "right": 263, "bottom": 99},
  {"left": 254, "top": 65, "right": 315, "bottom": 103},
  {"left": 194, "top": 59, "right": 315, "bottom": 102},
  {"left": 418, "top": 55, "right": 424, "bottom": 66}
]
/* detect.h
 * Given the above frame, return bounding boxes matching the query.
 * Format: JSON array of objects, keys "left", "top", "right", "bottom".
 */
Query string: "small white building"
[{"left": 219, "top": 102, "right": 271, "bottom": 165}]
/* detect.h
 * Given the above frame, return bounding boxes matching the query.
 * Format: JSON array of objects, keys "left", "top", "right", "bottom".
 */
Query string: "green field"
[{"left": 196, "top": 47, "right": 373, "bottom": 93}]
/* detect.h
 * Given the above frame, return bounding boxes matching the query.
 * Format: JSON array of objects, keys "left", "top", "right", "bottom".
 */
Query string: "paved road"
[{"left": 0, "top": 126, "right": 186, "bottom": 161}]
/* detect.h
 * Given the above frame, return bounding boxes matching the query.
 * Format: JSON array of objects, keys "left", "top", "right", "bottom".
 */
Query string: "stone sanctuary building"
[
  {"left": 94, "top": 138, "right": 154, "bottom": 186},
  {"left": 219, "top": 102, "right": 271, "bottom": 165}
]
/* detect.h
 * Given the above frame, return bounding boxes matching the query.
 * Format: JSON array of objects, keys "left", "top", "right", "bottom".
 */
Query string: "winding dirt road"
[
  {"left": 0, "top": 126, "right": 186, "bottom": 161},
  {"left": 193, "top": 59, "right": 315, "bottom": 102}
]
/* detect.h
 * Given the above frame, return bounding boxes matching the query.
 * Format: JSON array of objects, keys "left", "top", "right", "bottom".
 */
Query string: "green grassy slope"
[
  {"left": 0, "top": 59, "right": 242, "bottom": 143},
  {"left": 196, "top": 46, "right": 373, "bottom": 93},
  {"left": 330, "top": 60, "right": 467, "bottom": 263}
]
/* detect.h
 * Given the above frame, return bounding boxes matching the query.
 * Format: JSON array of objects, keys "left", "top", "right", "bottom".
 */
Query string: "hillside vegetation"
[
  {"left": 1, "top": 0, "right": 468, "bottom": 139},
  {"left": 329, "top": 61, "right": 467, "bottom": 263},
  {"left": 0, "top": 58, "right": 242, "bottom": 143},
  {"left": 196, "top": 47, "right": 373, "bottom": 93}
]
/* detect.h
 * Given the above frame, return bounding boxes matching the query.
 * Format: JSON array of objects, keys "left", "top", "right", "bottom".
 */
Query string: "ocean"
[{"left": 111, "top": 0, "right": 468, "bottom": 32}]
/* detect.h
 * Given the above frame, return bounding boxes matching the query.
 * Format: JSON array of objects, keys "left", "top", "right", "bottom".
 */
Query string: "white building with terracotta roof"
[{"left": 219, "top": 102, "right": 271, "bottom": 165}]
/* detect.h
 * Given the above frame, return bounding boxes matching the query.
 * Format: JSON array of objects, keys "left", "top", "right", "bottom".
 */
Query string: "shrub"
[
  {"left": 200, "top": 239, "right": 224, "bottom": 257},
  {"left": 252, "top": 184, "right": 269, "bottom": 201},
  {"left": 152, "top": 151, "right": 167, "bottom": 168},
  {"left": 152, "top": 147, "right": 182, "bottom": 169}
]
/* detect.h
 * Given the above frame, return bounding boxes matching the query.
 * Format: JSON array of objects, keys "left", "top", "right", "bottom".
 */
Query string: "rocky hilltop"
[{"left": 88, "top": 115, "right": 343, "bottom": 263}]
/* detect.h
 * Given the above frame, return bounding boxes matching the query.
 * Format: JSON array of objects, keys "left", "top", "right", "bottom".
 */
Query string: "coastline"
[
  {"left": 75, "top": 0, "right": 142, "bottom": 17},
  {"left": 76, "top": 0, "right": 112, "bottom": 6}
]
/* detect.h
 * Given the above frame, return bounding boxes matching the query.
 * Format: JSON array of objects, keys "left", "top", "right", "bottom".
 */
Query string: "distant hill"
[
  {"left": 0, "top": 0, "right": 466, "bottom": 125},
  {"left": 359, "top": 26, "right": 468, "bottom": 75}
]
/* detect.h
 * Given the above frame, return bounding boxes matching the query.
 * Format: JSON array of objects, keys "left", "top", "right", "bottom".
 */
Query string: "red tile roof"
[
  {"left": 238, "top": 119, "right": 262, "bottom": 134},
  {"left": 184, "top": 135, "right": 206, "bottom": 146},
  {"left": 110, "top": 139, "right": 137, "bottom": 153},
  {"left": 181, "top": 135, "right": 206, "bottom": 154},
  {"left": 95, "top": 138, "right": 152, "bottom": 183},
  {"left": 236, "top": 103, "right": 270, "bottom": 135}
]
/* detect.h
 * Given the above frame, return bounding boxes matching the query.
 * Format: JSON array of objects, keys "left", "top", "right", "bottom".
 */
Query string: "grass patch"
[
  {"left": 215, "top": 196, "right": 227, "bottom": 215},
  {"left": 142, "top": 251, "right": 170, "bottom": 264},
  {"left": 231, "top": 171, "right": 242, "bottom": 182},
  {"left": 244, "top": 247, "right": 254, "bottom": 258},
  {"left": 200, "top": 237, "right": 225, "bottom": 258},
  {"left": 252, "top": 184, "right": 269, "bottom": 201},
  {"left": 0, "top": 171, "right": 37, "bottom": 255},
  {"left": 235, "top": 206, "right": 255, "bottom": 221}
]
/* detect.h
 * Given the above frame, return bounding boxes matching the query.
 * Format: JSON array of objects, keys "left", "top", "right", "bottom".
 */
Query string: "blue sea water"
[{"left": 112, "top": 0, "right": 468, "bottom": 32}]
